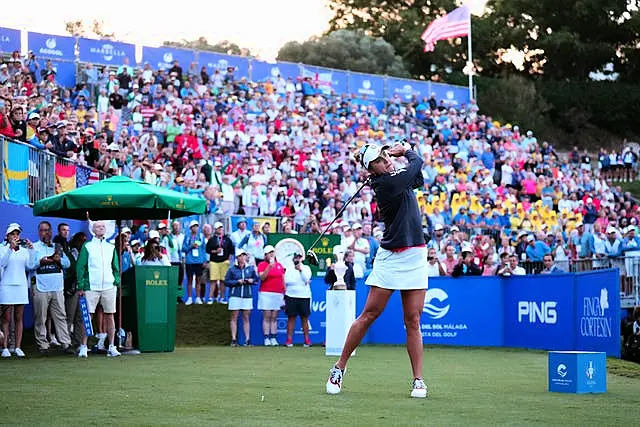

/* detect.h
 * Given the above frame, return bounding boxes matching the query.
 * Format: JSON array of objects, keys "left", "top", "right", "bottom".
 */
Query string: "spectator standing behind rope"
[
  {"left": 75, "top": 221, "right": 121, "bottom": 358},
  {"left": 206, "top": 222, "right": 234, "bottom": 304},
  {"left": 182, "top": 220, "right": 207, "bottom": 305},
  {"left": 284, "top": 253, "right": 313, "bottom": 348},
  {"left": 0, "top": 223, "right": 35, "bottom": 358},
  {"left": 63, "top": 232, "right": 87, "bottom": 353},
  {"left": 225, "top": 248, "right": 258, "bottom": 347},
  {"left": 257, "top": 245, "right": 285, "bottom": 346}
]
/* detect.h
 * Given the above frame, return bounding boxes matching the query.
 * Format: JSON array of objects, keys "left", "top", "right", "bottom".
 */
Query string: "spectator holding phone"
[
  {"left": 283, "top": 253, "right": 313, "bottom": 347},
  {"left": 0, "top": 223, "right": 35, "bottom": 357},
  {"left": 225, "top": 248, "right": 258, "bottom": 347}
]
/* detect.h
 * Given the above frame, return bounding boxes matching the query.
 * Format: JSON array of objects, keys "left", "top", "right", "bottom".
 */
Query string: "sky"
[{"left": 2, "top": 0, "right": 487, "bottom": 60}]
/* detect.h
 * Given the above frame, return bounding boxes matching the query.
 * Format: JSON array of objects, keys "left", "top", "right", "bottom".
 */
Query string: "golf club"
[{"left": 305, "top": 178, "right": 371, "bottom": 266}]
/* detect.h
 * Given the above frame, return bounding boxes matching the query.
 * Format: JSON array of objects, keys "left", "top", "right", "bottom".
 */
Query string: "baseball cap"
[
  {"left": 237, "top": 217, "right": 247, "bottom": 224},
  {"left": 235, "top": 247, "right": 248, "bottom": 257},
  {"left": 214, "top": 221, "right": 224, "bottom": 229},
  {"left": 189, "top": 219, "right": 199, "bottom": 228},
  {"left": 148, "top": 230, "right": 160, "bottom": 240},
  {"left": 352, "top": 223, "right": 362, "bottom": 230},
  {"left": 587, "top": 197, "right": 593, "bottom": 203},
  {"left": 157, "top": 223, "right": 167, "bottom": 230},
  {"left": 606, "top": 226, "right": 617, "bottom": 234},
  {"left": 358, "top": 144, "right": 389, "bottom": 169},
  {"left": 130, "top": 239, "right": 141, "bottom": 246},
  {"left": 5, "top": 222, "right": 21, "bottom": 235},
  {"left": 576, "top": 221, "right": 584, "bottom": 228},
  {"left": 451, "top": 225, "right": 460, "bottom": 232},
  {"left": 526, "top": 235, "right": 535, "bottom": 242},
  {"left": 27, "top": 112, "right": 40, "bottom": 120},
  {"left": 264, "top": 245, "right": 275, "bottom": 254},
  {"left": 434, "top": 224, "right": 444, "bottom": 231},
  {"left": 120, "top": 226, "right": 131, "bottom": 234}
]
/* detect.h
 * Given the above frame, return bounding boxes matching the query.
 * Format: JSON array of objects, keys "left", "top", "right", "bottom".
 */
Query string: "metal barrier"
[{"left": 520, "top": 257, "right": 640, "bottom": 308}]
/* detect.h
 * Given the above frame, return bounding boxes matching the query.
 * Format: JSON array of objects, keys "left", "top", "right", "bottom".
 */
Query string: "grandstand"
[{"left": 1, "top": 27, "right": 640, "bottom": 310}]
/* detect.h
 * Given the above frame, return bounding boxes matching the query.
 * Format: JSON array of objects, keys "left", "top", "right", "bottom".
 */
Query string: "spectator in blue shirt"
[
  {"left": 621, "top": 227, "right": 640, "bottom": 253},
  {"left": 525, "top": 235, "right": 551, "bottom": 261},
  {"left": 572, "top": 222, "right": 595, "bottom": 258}
]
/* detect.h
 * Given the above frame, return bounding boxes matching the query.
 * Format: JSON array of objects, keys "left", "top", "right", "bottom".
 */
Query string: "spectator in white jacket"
[{"left": 283, "top": 253, "right": 313, "bottom": 347}]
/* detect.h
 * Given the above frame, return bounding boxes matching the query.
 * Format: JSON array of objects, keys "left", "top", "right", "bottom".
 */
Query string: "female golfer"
[{"left": 326, "top": 142, "right": 429, "bottom": 398}]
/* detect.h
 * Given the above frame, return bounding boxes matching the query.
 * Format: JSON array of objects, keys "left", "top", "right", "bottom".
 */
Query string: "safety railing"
[{"left": 520, "top": 256, "right": 640, "bottom": 307}]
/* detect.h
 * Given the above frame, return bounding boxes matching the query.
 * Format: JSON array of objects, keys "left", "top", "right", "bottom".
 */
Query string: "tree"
[
  {"left": 277, "top": 30, "right": 409, "bottom": 77},
  {"left": 163, "top": 37, "right": 251, "bottom": 56},
  {"left": 64, "top": 19, "right": 115, "bottom": 39}
]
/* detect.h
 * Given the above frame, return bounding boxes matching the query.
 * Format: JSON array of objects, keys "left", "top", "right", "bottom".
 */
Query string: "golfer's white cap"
[
  {"left": 358, "top": 144, "right": 389, "bottom": 169},
  {"left": 189, "top": 219, "right": 199, "bottom": 228},
  {"left": 264, "top": 245, "right": 275, "bottom": 254},
  {"left": 148, "top": 230, "right": 160, "bottom": 240},
  {"left": 5, "top": 222, "right": 21, "bottom": 235},
  {"left": 214, "top": 221, "right": 224, "bottom": 229}
]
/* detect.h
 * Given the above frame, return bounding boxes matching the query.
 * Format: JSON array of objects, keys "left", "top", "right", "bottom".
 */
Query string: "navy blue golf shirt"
[{"left": 371, "top": 149, "right": 426, "bottom": 250}]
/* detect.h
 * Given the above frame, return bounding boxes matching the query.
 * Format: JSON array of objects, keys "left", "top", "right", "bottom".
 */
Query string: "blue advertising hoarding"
[
  {"left": 503, "top": 274, "right": 576, "bottom": 351},
  {"left": 348, "top": 72, "right": 385, "bottom": 100},
  {"left": 142, "top": 46, "right": 195, "bottom": 70},
  {"left": 28, "top": 32, "right": 75, "bottom": 61},
  {"left": 431, "top": 82, "right": 471, "bottom": 107},
  {"left": 251, "top": 60, "right": 299, "bottom": 82},
  {"left": 0, "top": 27, "right": 21, "bottom": 53},
  {"left": 574, "top": 270, "right": 620, "bottom": 357},
  {"left": 198, "top": 51, "right": 250, "bottom": 79},
  {"left": 78, "top": 38, "right": 135, "bottom": 66},
  {"left": 387, "top": 77, "right": 430, "bottom": 102}
]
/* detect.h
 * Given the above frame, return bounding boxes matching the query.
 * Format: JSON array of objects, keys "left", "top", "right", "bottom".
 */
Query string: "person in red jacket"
[
  {"left": 175, "top": 128, "right": 202, "bottom": 159},
  {"left": 0, "top": 106, "right": 21, "bottom": 139}
]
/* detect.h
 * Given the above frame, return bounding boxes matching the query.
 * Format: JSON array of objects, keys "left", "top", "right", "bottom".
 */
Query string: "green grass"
[
  {"left": 619, "top": 181, "right": 640, "bottom": 199},
  {"left": 1, "top": 345, "right": 639, "bottom": 426}
]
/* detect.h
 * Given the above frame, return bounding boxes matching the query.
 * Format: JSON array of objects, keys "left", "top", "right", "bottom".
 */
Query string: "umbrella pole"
[{"left": 117, "top": 219, "right": 123, "bottom": 347}]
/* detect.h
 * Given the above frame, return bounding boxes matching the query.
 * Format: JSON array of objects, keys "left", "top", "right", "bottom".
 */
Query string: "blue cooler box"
[{"left": 548, "top": 351, "right": 607, "bottom": 394}]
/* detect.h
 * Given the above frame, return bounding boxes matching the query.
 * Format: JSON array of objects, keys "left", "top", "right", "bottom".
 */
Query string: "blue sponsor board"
[
  {"left": 431, "top": 82, "right": 471, "bottom": 107},
  {"left": 78, "top": 38, "right": 135, "bottom": 66},
  {"left": 198, "top": 51, "right": 250, "bottom": 79},
  {"left": 142, "top": 46, "right": 195, "bottom": 70},
  {"left": 548, "top": 351, "right": 607, "bottom": 394},
  {"left": 348, "top": 73, "right": 385, "bottom": 100},
  {"left": 503, "top": 274, "right": 576, "bottom": 351},
  {"left": 387, "top": 77, "right": 430, "bottom": 102},
  {"left": 251, "top": 60, "right": 299, "bottom": 82},
  {"left": 0, "top": 27, "right": 21, "bottom": 53},
  {"left": 28, "top": 32, "right": 75, "bottom": 61}
]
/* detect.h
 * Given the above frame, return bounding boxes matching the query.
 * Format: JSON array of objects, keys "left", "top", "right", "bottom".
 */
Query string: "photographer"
[
  {"left": 425, "top": 247, "right": 447, "bottom": 277},
  {"left": 496, "top": 252, "right": 513, "bottom": 277},
  {"left": 283, "top": 253, "right": 313, "bottom": 347},
  {"left": 0, "top": 223, "right": 35, "bottom": 358},
  {"left": 31, "top": 221, "right": 73, "bottom": 354},
  {"left": 451, "top": 249, "right": 482, "bottom": 277}
]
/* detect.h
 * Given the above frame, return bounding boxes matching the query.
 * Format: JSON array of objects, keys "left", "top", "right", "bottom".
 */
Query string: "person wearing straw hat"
[
  {"left": 224, "top": 248, "right": 259, "bottom": 347},
  {"left": 0, "top": 223, "right": 35, "bottom": 358}
]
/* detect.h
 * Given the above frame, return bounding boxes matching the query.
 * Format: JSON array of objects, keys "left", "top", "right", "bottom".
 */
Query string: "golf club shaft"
[{"left": 307, "top": 179, "right": 370, "bottom": 253}]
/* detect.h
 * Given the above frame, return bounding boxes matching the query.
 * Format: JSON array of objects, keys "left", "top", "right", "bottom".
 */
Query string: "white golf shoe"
[{"left": 410, "top": 378, "right": 428, "bottom": 398}]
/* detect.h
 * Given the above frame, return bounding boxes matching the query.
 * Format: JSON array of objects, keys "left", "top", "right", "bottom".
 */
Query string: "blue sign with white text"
[
  {"left": 251, "top": 60, "right": 299, "bottom": 82},
  {"left": 78, "top": 38, "right": 135, "bottom": 66},
  {"left": 574, "top": 270, "right": 620, "bottom": 357},
  {"left": 198, "top": 51, "right": 250, "bottom": 79},
  {"left": 503, "top": 274, "right": 575, "bottom": 350},
  {"left": 0, "top": 27, "right": 21, "bottom": 53},
  {"left": 387, "top": 77, "right": 430, "bottom": 102},
  {"left": 28, "top": 32, "right": 75, "bottom": 61},
  {"left": 431, "top": 82, "right": 471, "bottom": 107},
  {"left": 142, "top": 46, "right": 195, "bottom": 70},
  {"left": 348, "top": 72, "right": 385, "bottom": 100}
]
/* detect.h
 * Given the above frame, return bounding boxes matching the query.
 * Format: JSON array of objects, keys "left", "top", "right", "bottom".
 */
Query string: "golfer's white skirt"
[
  {"left": 366, "top": 246, "right": 429, "bottom": 290},
  {"left": 257, "top": 292, "right": 284, "bottom": 311},
  {"left": 228, "top": 297, "right": 253, "bottom": 311}
]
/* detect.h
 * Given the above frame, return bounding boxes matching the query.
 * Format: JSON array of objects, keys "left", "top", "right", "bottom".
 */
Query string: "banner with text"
[
  {"left": 0, "top": 27, "right": 21, "bottom": 53},
  {"left": 348, "top": 72, "right": 385, "bottom": 100},
  {"left": 198, "top": 51, "right": 250, "bottom": 79},
  {"left": 387, "top": 77, "right": 430, "bottom": 102},
  {"left": 142, "top": 46, "right": 195, "bottom": 70},
  {"left": 27, "top": 32, "right": 75, "bottom": 61},
  {"left": 251, "top": 60, "right": 299, "bottom": 82},
  {"left": 431, "top": 82, "right": 471, "bottom": 107},
  {"left": 78, "top": 38, "right": 135, "bottom": 66}
]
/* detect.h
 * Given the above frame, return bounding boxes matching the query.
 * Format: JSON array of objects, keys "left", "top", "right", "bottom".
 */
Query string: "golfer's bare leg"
[
  {"left": 335, "top": 286, "right": 393, "bottom": 370},
  {"left": 401, "top": 289, "right": 426, "bottom": 379}
]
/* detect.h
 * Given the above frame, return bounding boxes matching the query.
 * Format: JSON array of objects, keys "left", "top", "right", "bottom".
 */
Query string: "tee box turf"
[{"left": 548, "top": 351, "right": 607, "bottom": 394}]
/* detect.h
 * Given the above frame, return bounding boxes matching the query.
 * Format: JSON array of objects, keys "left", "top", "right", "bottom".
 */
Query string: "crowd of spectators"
[{"left": 3, "top": 51, "right": 640, "bottom": 286}]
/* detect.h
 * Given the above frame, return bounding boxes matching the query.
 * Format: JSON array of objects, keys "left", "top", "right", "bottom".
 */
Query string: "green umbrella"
[{"left": 33, "top": 175, "right": 206, "bottom": 220}]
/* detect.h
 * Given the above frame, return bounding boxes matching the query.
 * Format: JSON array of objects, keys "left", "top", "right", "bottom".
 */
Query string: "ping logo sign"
[{"left": 517, "top": 301, "right": 557, "bottom": 324}]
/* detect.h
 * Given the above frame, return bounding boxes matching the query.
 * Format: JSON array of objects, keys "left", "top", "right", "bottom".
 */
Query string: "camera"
[
  {"left": 293, "top": 259, "right": 301, "bottom": 266},
  {"left": 427, "top": 256, "right": 434, "bottom": 261},
  {"left": 17, "top": 239, "right": 28, "bottom": 247}
]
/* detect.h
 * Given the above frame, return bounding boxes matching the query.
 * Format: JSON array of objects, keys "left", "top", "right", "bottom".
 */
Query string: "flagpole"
[{"left": 467, "top": 10, "right": 473, "bottom": 100}]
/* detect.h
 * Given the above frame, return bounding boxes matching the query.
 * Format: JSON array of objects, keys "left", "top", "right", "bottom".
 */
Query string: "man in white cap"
[
  {"left": 76, "top": 220, "right": 120, "bottom": 357},
  {"left": 348, "top": 223, "right": 369, "bottom": 278},
  {"left": 206, "top": 222, "right": 233, "bottom": 304},
  {"left": 181, "top": 219, "right": 207, "bottom": 305}
]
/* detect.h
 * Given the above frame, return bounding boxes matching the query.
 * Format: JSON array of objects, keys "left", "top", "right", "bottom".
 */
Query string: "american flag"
[
  {"left": 421, "top": 5, "right": 471, "bottom": 52},
  {"left": 76, "top": 166, "right": 101, "bottom": 187}
]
